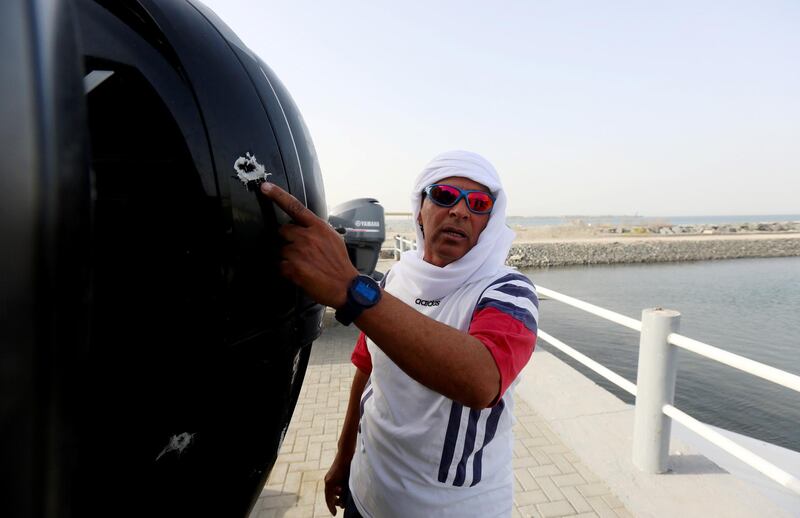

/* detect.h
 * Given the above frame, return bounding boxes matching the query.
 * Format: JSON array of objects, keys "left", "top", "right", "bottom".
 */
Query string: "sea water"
[
  {"left": 507, "top": 214, "right": 800, "bottom": 227},
  {"left": 523, "top": 256, "right": 800, "bottom": 452},
  {"left": 385, "top": 214, "right": 800, "bottom": 233}
]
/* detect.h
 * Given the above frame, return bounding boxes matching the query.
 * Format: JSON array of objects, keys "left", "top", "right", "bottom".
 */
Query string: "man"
[{"left": 261, "top": 150, "right": 538, "bottom": 517}]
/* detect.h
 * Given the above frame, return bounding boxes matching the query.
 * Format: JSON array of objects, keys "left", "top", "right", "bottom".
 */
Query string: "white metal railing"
[
  {"left": 389, "top": 235, "right": 417, "bottom": 260},
  {"left": 663, "top": 404, "right": 800, "bottom": 495},
  {"left": 536, "top": 286, "right": 642, "bottom": 332},
  {"left": 533, "top": 283, "right": 800, "bottom": 496},
  {"left": 382, "top": 213, "right": 414, "bottom": 258},
  {"left": 537, "top": 330, "right": 637, "bottom": 396},
  {"left": 668, "top": 333, "right": 800, "bottom": 393}
]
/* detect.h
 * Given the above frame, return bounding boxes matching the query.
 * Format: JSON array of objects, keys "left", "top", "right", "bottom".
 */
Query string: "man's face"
[{"left": 417, "top": 176, "right": 492, "bottom": 267}]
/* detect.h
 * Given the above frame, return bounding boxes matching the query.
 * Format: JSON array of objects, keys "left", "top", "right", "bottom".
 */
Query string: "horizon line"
[{"left": 382, "top": 212, "right": 800, "bottom": 220}]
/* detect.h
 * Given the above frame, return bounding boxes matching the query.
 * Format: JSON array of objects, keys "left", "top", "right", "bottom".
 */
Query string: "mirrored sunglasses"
[{"left": 423, "top": 184, "right": 496, "bottom": 214}]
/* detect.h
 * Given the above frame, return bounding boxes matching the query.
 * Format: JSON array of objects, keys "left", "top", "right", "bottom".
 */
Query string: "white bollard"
[{"left": 633, "top": 308, "right": 681, "bottom": 473}]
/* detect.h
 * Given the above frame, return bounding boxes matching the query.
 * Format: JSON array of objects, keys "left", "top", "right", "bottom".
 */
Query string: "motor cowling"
[{"left": 329, "top": 198, "right": 386, "bottom": 279}]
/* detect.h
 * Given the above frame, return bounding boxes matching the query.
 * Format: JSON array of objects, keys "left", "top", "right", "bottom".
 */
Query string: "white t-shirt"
[{"left": 349, "top": 268, "right": 539, "bottom": 518}]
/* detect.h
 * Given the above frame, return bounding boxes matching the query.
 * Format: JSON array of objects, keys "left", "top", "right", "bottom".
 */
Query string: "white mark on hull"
[
  {"left": 234, "top": 152, "right": 272, "bottom": 188},
  {"left": 156, "top": 432, "right": 195, "bottom": 461},
  {"left": 290, "top": 350, "right": 301, "bottom": 387}
]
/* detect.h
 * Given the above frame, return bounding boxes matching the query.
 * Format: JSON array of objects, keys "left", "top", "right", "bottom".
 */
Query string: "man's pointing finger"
[{"left": 260, "top": 182, "right": 317, "bottom": 227}]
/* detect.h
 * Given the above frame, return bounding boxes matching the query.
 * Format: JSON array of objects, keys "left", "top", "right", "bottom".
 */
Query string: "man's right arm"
[{"left": 324, "top": 366, "right": 369, "bottom": 515}]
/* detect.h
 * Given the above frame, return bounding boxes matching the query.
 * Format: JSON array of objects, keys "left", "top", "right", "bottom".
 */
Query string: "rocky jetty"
[
  {"left": 383, "top": 220, "right": 800, "bottom": 267},
  {"left": 600, "top": 221, "right": 800, "bottom": 236},
  {"left": 505, "top": 237, "right": 800, "bottom": 269}
]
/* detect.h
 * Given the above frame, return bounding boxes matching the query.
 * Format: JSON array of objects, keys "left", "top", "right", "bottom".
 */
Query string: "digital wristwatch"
[{"left": 335, "top": 274, "right": 382, "bottom": 326}]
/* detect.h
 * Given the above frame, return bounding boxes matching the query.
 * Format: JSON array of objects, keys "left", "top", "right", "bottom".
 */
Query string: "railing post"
[
  {"left": 633, "top": 308, "right": 681, "bottom": 473},
  {"left": 394, "top": 235, "right": 400, "bottom": 260}
]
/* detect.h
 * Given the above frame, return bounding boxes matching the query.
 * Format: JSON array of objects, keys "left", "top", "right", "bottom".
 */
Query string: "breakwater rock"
[
  {"left": 506, "top": 237, "right": 800, "bottom": 269},
  {"left": 601, "top": 221, "right": 800, "bottom": 235}
]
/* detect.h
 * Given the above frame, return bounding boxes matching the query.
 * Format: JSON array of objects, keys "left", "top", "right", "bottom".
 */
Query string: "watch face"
[{"left": 352, "top": 277, "right": 380, "bottom": 305}]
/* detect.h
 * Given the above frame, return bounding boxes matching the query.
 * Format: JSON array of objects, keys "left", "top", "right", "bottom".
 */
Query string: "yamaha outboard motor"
[
  {"left": 1, "top": 1, "right": 325, "bottom": 517},
  {"left": 329, "top": 198, "right": 386, "bottom": 279}
]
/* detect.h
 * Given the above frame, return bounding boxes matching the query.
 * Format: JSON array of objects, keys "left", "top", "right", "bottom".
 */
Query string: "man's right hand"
[
  {"left": 260, "top": 181, "right": 357, "bottom": 310},
  {"left": 324, "top": 451, "right": 352, "bottom": 516}
]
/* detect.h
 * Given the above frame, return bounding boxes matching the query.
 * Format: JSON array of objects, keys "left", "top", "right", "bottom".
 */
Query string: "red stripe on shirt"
[
  {"left": 351, "top": 331, "right": 372, "bottom": 375},
  {"left": 469, "top": 306, "right": 537, "bottom": 406}
]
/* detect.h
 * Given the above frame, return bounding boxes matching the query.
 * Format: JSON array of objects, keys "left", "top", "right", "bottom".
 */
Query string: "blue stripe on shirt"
[
  {"left": 453, "top": 409, "right": 481, "bottom": 487},
  {"left": 470, "top": 399, "right": 505, "bottom": 487},
  {"left": 475, "top": 297, "right": 538, "bottom": 333},
  {"left": 486, "top": 272, "right": 534, "bottom": 290},
  {"left": 358, "top": 387, "right": 373, "bottom": 433},
  {"left": 489, "top": 283, "right": 539, "bottom": 308},
  {"left": 438, "top": 401, "right": 464, "bottom": 483}
]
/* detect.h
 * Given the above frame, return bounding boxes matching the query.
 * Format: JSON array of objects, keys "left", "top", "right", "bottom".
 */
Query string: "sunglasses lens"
[
  {"left": 467, "top": 192, "right": 493, "bottom": 213},
  {"left": 429, "top": 185, "right": 460, "bottom": 206}
]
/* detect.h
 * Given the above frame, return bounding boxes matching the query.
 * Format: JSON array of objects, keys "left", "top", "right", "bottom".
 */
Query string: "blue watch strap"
[{"left": 335, "top": 275, "right": 381, "bottom": 326}]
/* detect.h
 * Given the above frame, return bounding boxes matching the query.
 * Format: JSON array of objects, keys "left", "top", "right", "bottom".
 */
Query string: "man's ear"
[{"left": 417, "top": 213, "right": 424, "bottom": 237}]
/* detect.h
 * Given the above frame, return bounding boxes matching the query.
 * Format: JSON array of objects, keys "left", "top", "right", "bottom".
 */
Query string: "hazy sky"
[{"left": 199, "top": 1, "right": 799, "bottom": 217}]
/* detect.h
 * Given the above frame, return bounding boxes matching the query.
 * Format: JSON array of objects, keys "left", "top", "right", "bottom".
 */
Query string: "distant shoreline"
[
  {"left": 383, "top": 220, "right": 800, "bottom": 268},
  {"left": 512, "top": 231, "right": 800, "bottom": 244},
  {"left": 506, "top": 233, "right": 800, "bottom": 269}
]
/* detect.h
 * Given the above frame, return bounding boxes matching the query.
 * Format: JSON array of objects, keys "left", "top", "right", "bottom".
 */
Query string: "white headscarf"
[{"left": 387, "top": 150, "right": 515, "bottom": 301}]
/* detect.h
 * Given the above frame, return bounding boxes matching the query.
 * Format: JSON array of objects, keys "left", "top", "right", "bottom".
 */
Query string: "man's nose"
[{"left": 449, "top": 197, "right": 471, "bottom": 218}]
